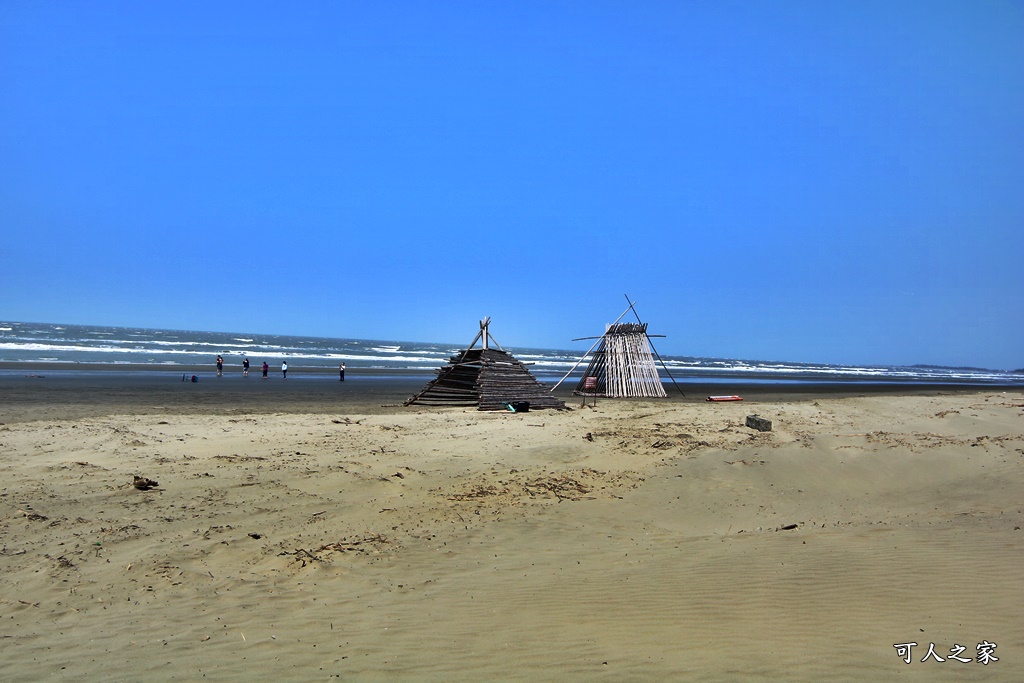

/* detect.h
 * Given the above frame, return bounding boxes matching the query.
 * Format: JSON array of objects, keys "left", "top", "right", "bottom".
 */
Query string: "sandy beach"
[{"left": 1, "top": 373, "right": 1021, "bottom": 681}]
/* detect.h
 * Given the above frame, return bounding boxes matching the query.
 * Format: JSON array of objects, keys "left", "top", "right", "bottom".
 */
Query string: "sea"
[{"left": 1, "top": 321, "right": 1021, "bottom": 387}]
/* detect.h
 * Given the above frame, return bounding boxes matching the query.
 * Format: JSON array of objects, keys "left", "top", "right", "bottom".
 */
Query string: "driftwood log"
[
  {"left": 406, "top": 348, "right": 566, "bottom": 411},
  {"left": 133, "top": 475, "right": 159, "bottom": 490}
]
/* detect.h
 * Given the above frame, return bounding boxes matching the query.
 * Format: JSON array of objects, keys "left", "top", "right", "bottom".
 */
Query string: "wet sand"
[
  {"left": 1, "top": 371, "right": 1022, "bottom": 680},
  {"left": 0, "top": 363, "right": 997, "bottom": 423}
]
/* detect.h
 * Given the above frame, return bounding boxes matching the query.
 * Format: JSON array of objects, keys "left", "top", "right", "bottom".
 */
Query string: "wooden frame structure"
[
  {"left": 552, "top": 297, "right": 684, "bottom": 399},
  {"left": 405, "top": 318, "right": 566, "bottom": 411}
]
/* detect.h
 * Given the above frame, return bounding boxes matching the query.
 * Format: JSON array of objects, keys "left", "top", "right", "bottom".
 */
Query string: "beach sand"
[{"left": 1, "top": 375, "right": 1021, "bottom": 680}]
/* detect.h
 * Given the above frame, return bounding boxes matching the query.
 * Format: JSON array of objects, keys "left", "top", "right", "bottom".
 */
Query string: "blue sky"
[{"left": 2, "top": 2, "right": 1021, "bottom": 369}]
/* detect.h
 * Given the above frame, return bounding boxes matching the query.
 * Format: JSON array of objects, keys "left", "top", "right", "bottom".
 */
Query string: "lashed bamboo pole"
[
  {"left": 568, "top": 298, "right": 672, "bottom": 398},
  {"left": 624, "top": 295, "right": 684, "bottom": 396},
  {"left": 551, "top": 303, "right": 633, "bottom": 392},
  {"left": 596, "top": 330, "right": 666, "bottom": 398}
]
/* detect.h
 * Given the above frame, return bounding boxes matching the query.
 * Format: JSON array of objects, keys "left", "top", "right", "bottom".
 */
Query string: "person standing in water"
[
  {"left": 216, "top": 355, "right": 224, "bottom": 377},
  {"left": 262, "top": 361, "right": 269, "bottom": 379},
  {"left": 242, "top": 358, "right": 250, "bottom": 377},
  {"left": 339, "top": 362, "right": 346, "bottom": 381},
  {"left": 281, "top": 360, "right": 288, "bottom": 379}
]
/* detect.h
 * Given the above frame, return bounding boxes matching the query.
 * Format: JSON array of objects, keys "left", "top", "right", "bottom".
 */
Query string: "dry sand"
[{"left": 1, "top": 384, "right": 1022, "bottom": 681}]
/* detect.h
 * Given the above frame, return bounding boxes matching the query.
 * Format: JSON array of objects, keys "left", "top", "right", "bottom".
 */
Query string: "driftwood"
[
  {"left": 406, "top": 348, "right": 566, "bottom": 411},
  {"left": 280, "top": 534, "right": 393, "bottom": 566},
  {"left": 133, "top": 475, "right": 159, "bottom": 490}
]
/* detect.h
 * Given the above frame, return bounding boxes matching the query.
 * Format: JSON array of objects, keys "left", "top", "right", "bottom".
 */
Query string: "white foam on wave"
[
  {"left": 524, "top": 359, "right": 581, "bottom": 369},
  {"left": 0, "top": 341, "right": 454, "bottom": 366},
  {"left": 271, "top": 351, "right": 444, "bottom": 363},
  {"left": 0, "top": 342, "right": 197, "bottom": 356},
  {"left": 144, "top": 339, "right": 294, "bottom": 353}
]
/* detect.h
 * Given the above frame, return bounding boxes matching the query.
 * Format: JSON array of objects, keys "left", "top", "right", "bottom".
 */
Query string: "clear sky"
[{"left": 2, "top": 2, "right": 1021, "bottom": 369}]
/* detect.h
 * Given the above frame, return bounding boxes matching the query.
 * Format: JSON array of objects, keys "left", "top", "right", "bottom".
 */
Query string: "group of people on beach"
[{"left": 217, "top": 356, "right": 345, "bottom": 381}]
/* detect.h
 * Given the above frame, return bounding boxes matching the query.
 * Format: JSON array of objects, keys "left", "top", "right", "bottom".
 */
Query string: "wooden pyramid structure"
[
  {"left": 553, "top": 297, "right": 684, "bottom": 399},
  {"left": 405, "top": 318, "right": 566, "bottom": 411}
]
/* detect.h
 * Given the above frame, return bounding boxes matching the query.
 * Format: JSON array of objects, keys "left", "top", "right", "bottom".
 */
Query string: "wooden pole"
[
  {"left": 624, "top": 294, "right": 685, "bottom": 397},
  {"left": 551, "top": 302, "right": 634, "bottom": 392}
]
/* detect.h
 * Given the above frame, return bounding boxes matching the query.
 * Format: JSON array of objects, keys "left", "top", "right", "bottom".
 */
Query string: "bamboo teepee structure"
[
  {"left": 405, "top": 318, "right": 566, "bottom": 411},
  {"left": 572, "top": 321, "right": 667, "bottom": 397},
  {"left": 553, "top": 297, "right": 683, "bottom": 399}
]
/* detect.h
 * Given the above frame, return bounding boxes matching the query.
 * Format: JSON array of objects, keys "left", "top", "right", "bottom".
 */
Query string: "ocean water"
[{"left": 0, "top": 321, "right": 1021, "bottom": 387}]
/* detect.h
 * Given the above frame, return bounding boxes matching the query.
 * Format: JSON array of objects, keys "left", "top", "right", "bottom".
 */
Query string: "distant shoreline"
[
  {"left": 1, "top": 360, "right": 1020, "bottom": 425},
  {"left": 1, "top": 360, "right": 1021, "bottom": 389},
  {"left": 0, "top": 361, "right": 433, "bottom": 376}
]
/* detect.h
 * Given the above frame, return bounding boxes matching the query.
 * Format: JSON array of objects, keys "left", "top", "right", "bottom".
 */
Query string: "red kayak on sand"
[{"left": 706, "top": 395, "right": 743, "bottom": 402}]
